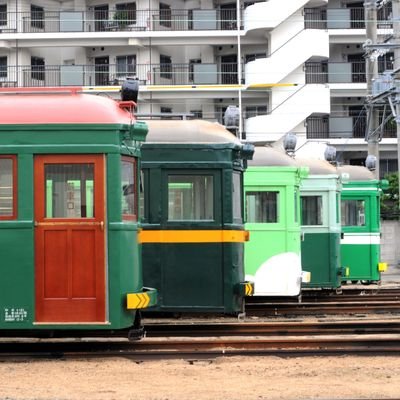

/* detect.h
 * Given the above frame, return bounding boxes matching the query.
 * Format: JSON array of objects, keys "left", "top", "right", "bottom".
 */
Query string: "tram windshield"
[
  {"left": 246, "top": 191, "right": 279, "bottom": 223},
  {"left": 167, "top": 175, "right": 214, "bottom": 221},
  {"left": 341, "top": 199, "right": 366, "bottom": 226},
  {"left": 301, "top": 195, "right": 323, "bottom": 226}
]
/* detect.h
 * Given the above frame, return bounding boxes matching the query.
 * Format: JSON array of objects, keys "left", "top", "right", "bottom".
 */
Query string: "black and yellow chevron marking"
[
  {"left": 127, "top": 293, "right": 151, "bottom": 309},
  {"left": 245, "top": 282, "right": 254, "bottom": 296}
]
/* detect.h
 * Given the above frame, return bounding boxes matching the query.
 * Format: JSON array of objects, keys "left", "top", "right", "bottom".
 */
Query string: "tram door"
[{"left": 34, "top": 155, "right": 106, "bottom": 323}]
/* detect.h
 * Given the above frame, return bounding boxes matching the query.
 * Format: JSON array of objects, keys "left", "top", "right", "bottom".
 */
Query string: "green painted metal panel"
[
  {"left": 341, "top": 243, "right": 380, "bottom": 281},
  {"left": 301, "top": 232, "right": 341, "bottom": 288}
]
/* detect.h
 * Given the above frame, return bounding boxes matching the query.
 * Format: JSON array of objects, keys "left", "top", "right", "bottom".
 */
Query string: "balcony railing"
[
  {"left": 306, "top": 116, "right": 397, "bottom": 139},
  {"left": 304, "top": 6, "right": 392, "bottom": 30},
  {"left": 305, "top": 59, "right": 394, "bottom": 84},
  {"left": 0, "top": 62, "right": 242, "bottom": 87},
  {"left": 0, "top": 9, "right": 241, "bottom": 33}
]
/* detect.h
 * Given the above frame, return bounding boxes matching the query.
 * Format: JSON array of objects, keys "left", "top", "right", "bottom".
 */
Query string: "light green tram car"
[
  {"left": 244, "top": 146, "right": 309, "bottom": 296},
  {"left": 338, "top": 165, "right": 388, "bottom": 284},
  {"left": 297, "top": 158, "right": 344, "bottom": 290}
]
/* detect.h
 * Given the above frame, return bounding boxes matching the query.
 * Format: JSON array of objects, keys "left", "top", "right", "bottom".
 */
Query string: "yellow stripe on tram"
[{"left": 139, "top": 230, "right": 250, "bottom": 243}]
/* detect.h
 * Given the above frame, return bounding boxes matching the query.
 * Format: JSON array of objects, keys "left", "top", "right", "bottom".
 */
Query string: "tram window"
[
  {"left": 45, "top": 164, "right": 94, "bottom": 218},
  {"left": 341, "top": 199, "right": 366, "bottom": 226},
  {"left": 301, "top": 195, "right": 323, "bottom": 225},
  {"left": 168, "top": 175, "right": 213, "bottom": 221},
  {"left": 0, "top": 156, "right": 16, "bottom": 219},
  {"left": 232, "top": 172, "right": 242, "bottom": 222},
  {"left": 246, "top": 191, "right": 278, "bottom": 223},
  {"left": 121, "top": 157, "right": 137, "bottom": 220}
]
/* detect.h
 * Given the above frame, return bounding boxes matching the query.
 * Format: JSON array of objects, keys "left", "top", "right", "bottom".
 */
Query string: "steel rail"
[
  {"left": 143, "top": 319, "right": 400, "bottom": 337},
  {"left": 2, "top": 334, "right": 400, "bottom": 360}
]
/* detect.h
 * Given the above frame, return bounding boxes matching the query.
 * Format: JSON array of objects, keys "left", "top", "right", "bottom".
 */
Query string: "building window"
[
  {"left": 246, "top": 191, "right": 279, "bottom": 223},
  {"left": 190, "top": 110, "right": 203, "bottom": 119},
  {"left": 245, "top": 53, "right": 266, "bottom": 63},
  {"left": 159, "top": 3, "right": 171, "bottom": 28},
  {"left": 301, "top": 195, "right": 323, "bottom": 225},
  {"left": 0, "top": 4, "right": 7, "bottom": 26},
  {"left": 189, "top": 59, "right": 201, "bottom": 82},
  {"left": 160, "top": 107, "right": 173, "bottom": 119},
  {"left": 31, "top": 56, "right": 45, "bottom": 81},
  {"left": 116, "top": 55, "right": 136, "bottom": 77},
  {"left": 0, "top": 56, "right": 7, "bottom": 79},
  {"left": 245, "top": 106, "right": 268, "bottom": 119},
  {"left": 121, "top": 157, "right": 137, "bottom": 220},
  {"left": 0, "top": 156, "right": 16, "bottom": 219},
  {"left": 160, "top": 54, "right": 172, "bottom": 79},
  {"left": 341, "top": 199, "right": 366, "bottom": 227},
  {"left": 31, "top": 4, "right": 44, "bottom": 29},
  {"left": 168, "top": 175, "right": 214, "bottom": 221},
  {"left": 115, "top": 2, "right": 137, "bottom": 25}
]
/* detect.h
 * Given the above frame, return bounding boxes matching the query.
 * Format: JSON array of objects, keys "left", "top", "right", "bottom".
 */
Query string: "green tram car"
[
  {"left": 243, "top": 146, "right": 310, "bottom": 296},
  {"left": 140, "top": 120, "right": 254, "bottom": 314},
  {"left": 338, "top": 165, "right": 388, "bottom": 284},
  {"left": 0, "top": 90, "right": 156, "bottom": 338},
  {"left": 297, "top": 158, "right": 344, "bottom": 290}
]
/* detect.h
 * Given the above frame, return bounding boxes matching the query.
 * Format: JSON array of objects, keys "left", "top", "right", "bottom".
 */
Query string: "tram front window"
[
  {"left": 301, "top": 195, "right": 323, "bottom": 226},
  {"left": 246, "top": 191, "right": 279, "bottom": 223},
  {"left": 341, "top": 199, "right": 366, "bottom": 226},
  {"left": 168, "top": 175, "right": 213, "bottom": 221}
]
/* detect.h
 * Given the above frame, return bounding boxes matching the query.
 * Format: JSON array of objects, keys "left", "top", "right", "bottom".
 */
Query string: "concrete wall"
[{"left": 381, "top": 220, "right": 400, "bottom": 266}]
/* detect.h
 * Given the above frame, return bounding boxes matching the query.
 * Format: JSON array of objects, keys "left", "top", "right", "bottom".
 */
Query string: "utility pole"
[
  {"left": 393, "top": 0, "right": 400, "bottom": 204},
  {"left": 365, "top": 0, "right": 380, "bottom": 178}
]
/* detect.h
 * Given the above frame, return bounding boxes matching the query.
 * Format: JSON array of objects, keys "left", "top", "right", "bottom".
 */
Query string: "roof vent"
[
  {"left": 324, "top": 145, "right": 337, "bottom": 164},
  {"left": 283, "top": 132, "right": 297, "bottom": 157},
  {"left": 365, "top": 155, "right": 377, "bottom": 171}
]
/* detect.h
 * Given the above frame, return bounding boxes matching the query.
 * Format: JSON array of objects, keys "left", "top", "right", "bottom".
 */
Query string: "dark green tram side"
[
  {"left": 338, "top": 165, "right": 388, "bottom": 284},
  {"left": 297, "top": 158, "right": 343, "bottom": 290},
  {"left": 141, "top": 120, "right": 254, "bottom": 314},
  {"left": 0, "top": 92, "right": 156, "bottom": 337}
]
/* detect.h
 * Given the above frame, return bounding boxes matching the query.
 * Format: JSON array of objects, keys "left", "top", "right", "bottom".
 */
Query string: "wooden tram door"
[{"left": 34, "top": 155, "right": 106, "bottom": 323}]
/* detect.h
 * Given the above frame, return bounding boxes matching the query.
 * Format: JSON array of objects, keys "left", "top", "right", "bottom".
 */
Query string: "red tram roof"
[{"left": 0, "top": 93, "right": 135, "bottom": 125}]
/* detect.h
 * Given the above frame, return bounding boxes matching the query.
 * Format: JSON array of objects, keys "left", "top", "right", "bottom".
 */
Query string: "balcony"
[
  {"left": 305, "top": 59, "right": 394, "bottom": 85},
  {"left": 0, "top": 62, "right": 241, "bottom": 87},
  {"left": 306, "top": 116, "right": 396, "bottom": 139},
  {"left": 0, "top": 9, "right": 241, "bottom": 33},
  {"left": 304, "top": 6, "right": 392, "bottom": 30}
]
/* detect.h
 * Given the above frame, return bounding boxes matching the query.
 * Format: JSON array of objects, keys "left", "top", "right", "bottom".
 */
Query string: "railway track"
[
  {"left": 245, "top": 287, "right": 400, "bottom": 316},
  {"left": 2, "top": 318, "right": 400, "bottom": 360}
]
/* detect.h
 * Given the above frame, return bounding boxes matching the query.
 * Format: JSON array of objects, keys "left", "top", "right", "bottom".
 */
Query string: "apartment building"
[{"left": 0, "top": 0, "right": 397, "bottom": 176}]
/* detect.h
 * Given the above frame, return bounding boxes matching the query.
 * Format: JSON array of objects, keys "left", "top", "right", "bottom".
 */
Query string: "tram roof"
[
  {"left": 248, "top": 146, "right": 298, "bottom": 167},
  {"left": 295, "top": 157, "right": 338, "bottom": 175},
  {"left": 337, "top": 165, "right": 375, "bottom": 181},
  {"left": 0, "top": 93, "right": 134, "bottom": 125},
  {"left": 144, "top": 120, "right": 242, "bottom": 145}
]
